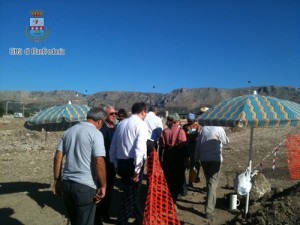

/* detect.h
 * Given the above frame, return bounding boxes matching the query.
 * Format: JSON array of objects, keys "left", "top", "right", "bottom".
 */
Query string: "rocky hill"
[{"left": 0, "top": 86, "right": 299, "bottom": 114}]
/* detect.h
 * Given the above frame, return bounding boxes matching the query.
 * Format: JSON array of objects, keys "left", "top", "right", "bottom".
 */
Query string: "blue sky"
[{"left": 0, "top": 0, "right": 299, "bottom": 94}]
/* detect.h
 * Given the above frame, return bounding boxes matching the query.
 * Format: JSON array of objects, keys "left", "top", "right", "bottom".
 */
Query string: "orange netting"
[
  {"left": 143, "top": 149, "right": 180, "bottom": 225},
  {"left": 286, "top": 134, "right": 300, "bottom": 179}
]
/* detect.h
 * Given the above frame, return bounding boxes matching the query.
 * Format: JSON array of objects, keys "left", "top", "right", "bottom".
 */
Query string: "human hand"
[
  {"left": 132, "top": 173, "right": 139, "bottom": 183},
  {"left": 94, "top": 187, "right": 106, "bottom": 204},
  {"left": 53, "top": 180, "right": 63, "bottom": 196}
]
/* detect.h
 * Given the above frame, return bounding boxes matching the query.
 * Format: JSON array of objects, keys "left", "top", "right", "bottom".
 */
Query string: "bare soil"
[{"left": 0, "top": 117, "right": 300, "bottom": 225}]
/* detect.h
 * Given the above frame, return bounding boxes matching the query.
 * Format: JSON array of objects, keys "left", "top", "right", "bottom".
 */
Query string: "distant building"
[{"left": 14, "top": 113, "right": 24, "bottom": 118}]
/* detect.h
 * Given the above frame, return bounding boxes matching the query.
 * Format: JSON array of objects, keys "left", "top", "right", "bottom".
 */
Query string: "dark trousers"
[
  {"left": 95, "top": 161, "right": 116, "bottom": 223},
  {"left": 117, "top": 158, "right": 144, "bottom": 225},
  {"left": 162, "top": 149, "right": 185, "bottom": 203},
  {"left": 146, "top": 139, "right": 157, "bottom": 156},
  {"left": 62, "top": 180, "right": 96, "bottom": 225}
]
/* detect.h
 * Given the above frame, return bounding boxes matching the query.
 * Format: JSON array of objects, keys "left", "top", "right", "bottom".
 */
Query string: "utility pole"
[
  {"left": 5, "top": 101, "right": 10, "bottom": 115},
  {"left": 248, "top": 81, "right": 251, "bottom": 95},
  {"left": 22, "top": 104, "right": 28, "bottom": 115}
]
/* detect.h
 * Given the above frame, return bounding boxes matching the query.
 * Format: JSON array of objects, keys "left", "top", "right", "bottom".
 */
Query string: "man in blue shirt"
[{"left": 53, "top": 107, "right": 107, "bottom": 225}]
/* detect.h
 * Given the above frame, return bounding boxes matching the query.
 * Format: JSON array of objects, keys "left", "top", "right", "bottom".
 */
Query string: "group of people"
[{"left": 53, "top": 102, "right": 229, "bottom": 225}]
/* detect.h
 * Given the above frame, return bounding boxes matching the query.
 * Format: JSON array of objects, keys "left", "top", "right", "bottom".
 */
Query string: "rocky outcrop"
[{"left": 0, "top": 86, "right": 299, "bottom": 114}]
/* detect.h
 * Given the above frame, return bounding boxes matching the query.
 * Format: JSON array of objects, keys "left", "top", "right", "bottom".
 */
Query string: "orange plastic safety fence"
[
  {"left": 143, "top": 149, "right": 180, "bottom": 225},
  {"left": 286, "top": 134, "right": 300, "bottom": 179}
]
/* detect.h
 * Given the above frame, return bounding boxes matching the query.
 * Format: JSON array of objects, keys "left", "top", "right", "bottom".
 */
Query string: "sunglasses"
[{"left": 109, "top": 112, "right": 117, "bottom": 116}]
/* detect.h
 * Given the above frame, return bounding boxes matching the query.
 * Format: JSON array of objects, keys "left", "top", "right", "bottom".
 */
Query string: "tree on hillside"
[
  {"left": 0, "top": 105, "right": 4, "bottom": 117},
  {"left": 24, "top": 111, "right": 30, "bottom": 117}
]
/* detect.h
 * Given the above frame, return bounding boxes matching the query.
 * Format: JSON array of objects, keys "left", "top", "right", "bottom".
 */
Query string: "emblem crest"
[{"left": 24, "top": 10, "right": 49, "bottom": 42}]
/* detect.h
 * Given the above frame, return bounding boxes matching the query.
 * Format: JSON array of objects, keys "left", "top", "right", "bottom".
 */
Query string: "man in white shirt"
[
  {"left": 195, "top": 126, "right": 229, "bottom": 219},
  {"left": 144, "top": 106, "right": 163, "bottom": 155},
  {"left": 110, "top": 102, "right": 148, "bottom": 225}
]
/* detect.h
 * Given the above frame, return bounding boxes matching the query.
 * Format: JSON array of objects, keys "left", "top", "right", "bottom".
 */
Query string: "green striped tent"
[
  {"left": 198, "top": 94, "right": 300, "bottom": 128},
  {"left": 197, "top": 93, "right": 300, "bottom": 217},
  {"left": 25, "top": 103, "right": 90, "bottom": 132}
]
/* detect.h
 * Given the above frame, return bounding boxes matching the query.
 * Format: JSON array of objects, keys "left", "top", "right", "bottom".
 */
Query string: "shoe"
[
  {"left": 102, "top": 217, "right": 114, "bottom": 223},
  {"left": 179, "top": 191, "right": 187, "bottom": 197},
  {"left": 178, "top": 194, "right": 186, "bottom": 200},
  {"left": 173, "top": 204, "right": 179, "bottom": 213},
  {"left": 188, "top": 182, "right": 193, "bottom": 187},
  {"left": 94, "top": 219, "right": 104, "bottom": 225},
  {"left": 205, "top": 212, "right": 214, "bottom": 219}
]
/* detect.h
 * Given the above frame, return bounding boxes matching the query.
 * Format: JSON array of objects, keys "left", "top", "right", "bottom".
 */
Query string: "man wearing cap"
[
  {"left": 183, "top": 113, "right": 202, "bottom": 187},
  {"left": 159, "top": 113, "right": 189, "bottom": 203}
]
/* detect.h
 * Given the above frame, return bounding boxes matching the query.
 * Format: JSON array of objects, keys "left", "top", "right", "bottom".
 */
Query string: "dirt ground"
[{"left": 0, "top": 117, "right": 300, "bottom": 225}]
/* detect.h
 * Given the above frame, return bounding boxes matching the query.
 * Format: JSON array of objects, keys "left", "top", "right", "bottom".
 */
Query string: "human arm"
[
  {"left": 179, "top": 129, "right": 189, "bottom": 168},
  {"left": 158, "top": 116, "right": 163, "bottom": 130},
  {"left": 157, "top": 117, "right": 163, "bottom": 140},
  {"left": 109, "top": 129, "right": 118, "bottom": 170},
  {"left": 197, "top": 124, "right": 202, "bottom": 135},
  {"left": 133, "top": 122, "right": 148, "bottom": 182},
  {"left": 93, "top": 156, "right": 106, "bottom": 204},
  {"left": 158, "top": 131, "right": 165, "bottom": 163},
  {"left": 219, "top": 128, "right": 229, "bottom": 145},
  {"left": 53, "top": 150, "right": 63, "bottom": 195},
  {"left": 194, "top": 132, "right": 201, "bottom": 163},
  {"left": 178, "top": 128, "right": 188, "bottom": 156}
]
